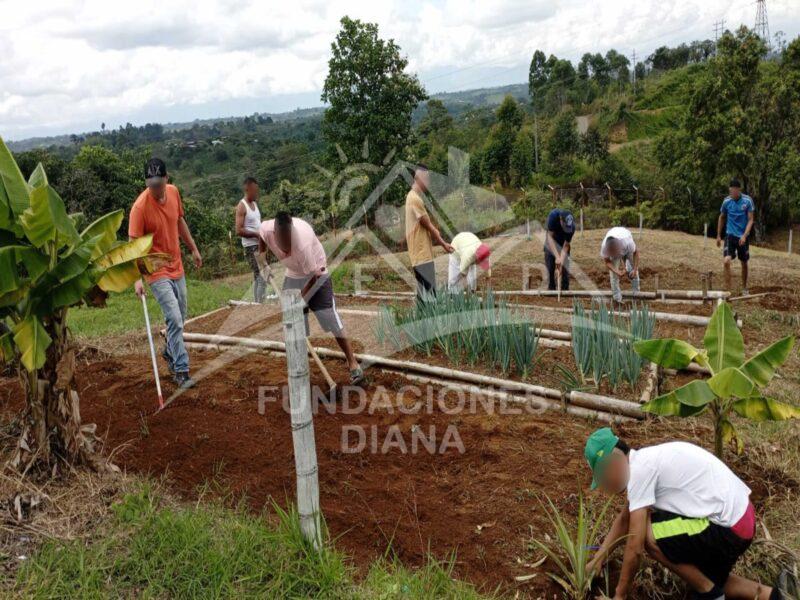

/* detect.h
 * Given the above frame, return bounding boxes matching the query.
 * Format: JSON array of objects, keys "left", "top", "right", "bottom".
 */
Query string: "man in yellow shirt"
[
  {"left": 404, "top": 164, "right": 453, "bottom": 302},
  {"left": 448, "top": 232, "right": 491, "bottom": 292}
]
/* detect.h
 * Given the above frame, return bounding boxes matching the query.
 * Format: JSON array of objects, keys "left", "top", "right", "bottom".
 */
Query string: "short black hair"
[
  {"left": 729, "top": 178, "right": 741, "bottom": 188},
  {"left": 243, "top": 176, "right": 258, "bottom": 186},
  {"left": 615, "top": 439, "right": 630, "bottom": 455},
  {"left": 275, "top": 211, "right": 292, "bottom": 229}
]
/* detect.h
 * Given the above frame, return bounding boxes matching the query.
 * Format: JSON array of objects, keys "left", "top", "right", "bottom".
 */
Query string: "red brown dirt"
[{"left": 2, "top": 346, "right": 795, "bottom": 598}]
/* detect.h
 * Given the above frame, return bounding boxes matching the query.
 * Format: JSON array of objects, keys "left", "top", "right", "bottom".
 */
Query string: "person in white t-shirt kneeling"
[
  {"left": 584, "top": 428, "right": 792, "bottom": 600},
  {"left": 600, "top": 227, "right": 640, "bottom": 304}
]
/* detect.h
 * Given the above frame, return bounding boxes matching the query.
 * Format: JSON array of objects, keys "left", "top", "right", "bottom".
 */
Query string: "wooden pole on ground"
[
  {"left": 789, "top": 228, "right": 794, "bottom": 255},
  {"left": 580, "top": 208, "right": 584, "bottom": 235},
  {"left": 281, "top": 289, "right": 322, "bottom": 549},
  {"left": 704, "top": 223, "right": 708, "bottom": 248}
]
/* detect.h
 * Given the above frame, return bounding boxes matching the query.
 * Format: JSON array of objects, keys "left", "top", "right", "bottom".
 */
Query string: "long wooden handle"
[{"left": 306, "top": 339, "right": 336, "bottom": 389}]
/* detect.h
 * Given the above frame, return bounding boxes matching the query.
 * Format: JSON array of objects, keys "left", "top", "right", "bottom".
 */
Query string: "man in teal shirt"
[{"left": 716, "top": 179, "right": 754, "bottom": 295}]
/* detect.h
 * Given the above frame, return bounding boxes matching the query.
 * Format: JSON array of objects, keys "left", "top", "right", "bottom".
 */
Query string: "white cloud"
[{"left": 1, "top": 0, "right": 798, "bottom": 139}]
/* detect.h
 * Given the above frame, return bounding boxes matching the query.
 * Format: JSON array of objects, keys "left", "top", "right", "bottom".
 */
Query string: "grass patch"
[
  {"left": 15, "top": 486, "right": 487, "bottom": 599},
  {"left": 67, "top": 277, "right": 250, "bottom": 340}
]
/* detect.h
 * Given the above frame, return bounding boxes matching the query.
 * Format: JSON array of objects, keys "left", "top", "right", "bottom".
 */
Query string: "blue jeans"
[
  {"left": 609, "top": 254, "right": 640, "bottom": 302},
  {"left": 150, "top": 276, "right": 189, "bottom": 374}
]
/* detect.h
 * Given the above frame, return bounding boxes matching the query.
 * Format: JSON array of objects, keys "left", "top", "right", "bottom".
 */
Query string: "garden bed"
[{"left": 1, "top": 348, "right": 794, "bottom": 598}]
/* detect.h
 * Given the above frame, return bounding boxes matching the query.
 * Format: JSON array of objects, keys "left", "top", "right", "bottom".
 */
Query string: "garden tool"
[
  {"left": 306, "top": 339, "right": 338, "bottom": 403},
  {"left": 140, "top": 292, "right": 164, "bottom": 410}
]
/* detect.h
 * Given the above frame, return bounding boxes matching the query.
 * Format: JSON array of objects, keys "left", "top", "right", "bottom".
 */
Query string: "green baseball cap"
[{"left": 585, "top": 427, "right": 619, "bottom": 490}]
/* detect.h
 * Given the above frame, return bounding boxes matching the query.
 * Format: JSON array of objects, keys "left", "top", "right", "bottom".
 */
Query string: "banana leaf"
[
  {"left": 634, "top": 338, "right": 701, "bottom": 370},
  {"left": 707, "top": 367, "right": 754, "bottom": 399},
  {"left": 13, "top": 315, "right": 51, "bottom": 371},
  {"left": 740, "top": 336, "right": 795, "bottom": 387},
  {"left": 703, "top": 302, "right": 744, "bottom": 372},
  {"left": 19, "top": 184, "right": 80, "bottom": 248},
  {"left": 732, "top": 396, "right": 800, "bottom": 421},
  {"left": 643, "top": 379, "right": 716, "bottom": 414},
  {"left": 80, "top": 209, "right": 124, "bottom": 259}
]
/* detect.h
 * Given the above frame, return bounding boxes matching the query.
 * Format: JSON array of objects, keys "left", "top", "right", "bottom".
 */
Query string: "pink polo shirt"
[{"left": 259, "top": 217, "right": 327, "bottom": 279}]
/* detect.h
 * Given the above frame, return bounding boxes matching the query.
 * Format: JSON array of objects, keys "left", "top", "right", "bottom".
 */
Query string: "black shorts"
[
  {"left": 723, "top": 234, "right": 750, "bottom": 262},
  {"left": 282, "top": 274, "right": 344, "bottom": 335},
  {"left": 651, "top": 509, "right": 751, "bottom": 586}
]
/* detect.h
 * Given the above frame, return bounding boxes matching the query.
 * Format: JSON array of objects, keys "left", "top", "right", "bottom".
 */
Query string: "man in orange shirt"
[{"left": 129, "top": 158, "right": 202, "bottom": 389}]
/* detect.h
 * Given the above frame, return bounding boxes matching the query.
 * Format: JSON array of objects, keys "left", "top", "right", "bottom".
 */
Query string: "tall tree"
[
  {"left": 657, "top": 28, "right": 800, "bottom": 237},
  {"left": 483, "top": 96, "right": 524, "bottom": 186},
  {"left": 545, "top": 110, "right": 579, "bottom": 174},
  {"left": 321, "top": 16, "right": 426, "bottom": 174}
]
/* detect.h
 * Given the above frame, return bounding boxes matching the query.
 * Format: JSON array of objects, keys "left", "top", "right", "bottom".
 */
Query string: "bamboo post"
[
  {"left": 580, "top": 208, "right": 584, "bottom": 235},
  {"left": 702, "top": 274, "right": 709, "bottom": 305},
  {"left": 281, "top": 289, "right": 322, "bottom": 549},
  {"left": 638, "top": 212, "right": 643, "bottom": 238},
  {"left": 703, "top": 223, "right": 708, "bottom": 248},
  {"left": 654, "top": 273, "right": 659, "bottom": 293},
  {"left": 789, "top": 228, "right": 794, "bottom": 255}
]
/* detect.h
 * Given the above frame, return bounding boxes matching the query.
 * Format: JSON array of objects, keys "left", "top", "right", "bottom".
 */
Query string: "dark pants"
[
  {"left": 413, "top": 261, "right": 436, "bottom": 304},
  {"left": 544, "top": 250, "right": 570, "bottom": 291},
  {"left": 283, "top": 274, "right": 343, "bottom": 336},
  {"left": 243, "top": 245, "right": 267, "bottom": 303}
]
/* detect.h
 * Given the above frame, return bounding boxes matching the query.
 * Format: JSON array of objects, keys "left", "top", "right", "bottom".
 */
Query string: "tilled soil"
[{"left": 2, "top": 347, "right": 795, "bottom": 598}]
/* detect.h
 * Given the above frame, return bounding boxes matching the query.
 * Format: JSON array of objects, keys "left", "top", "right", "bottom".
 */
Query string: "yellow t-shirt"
[
  {"left": 405, "top": 189, "right": 433, "bottom": 267},
  {"left": 451, "top": 232, "right": 481, "bottom": 275}
]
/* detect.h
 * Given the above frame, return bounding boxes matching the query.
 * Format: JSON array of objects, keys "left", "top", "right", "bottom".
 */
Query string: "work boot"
[
  {"left": 174, "top": 372, "right": 196, "bottom": 389},
  {"left": 776, "top": 568, "right": 799, "bottom": 600}
]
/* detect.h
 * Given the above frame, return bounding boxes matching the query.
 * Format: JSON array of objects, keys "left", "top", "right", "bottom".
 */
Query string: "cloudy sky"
[{"left": 2, "top": 0, "right": 798, "bottom": 140}]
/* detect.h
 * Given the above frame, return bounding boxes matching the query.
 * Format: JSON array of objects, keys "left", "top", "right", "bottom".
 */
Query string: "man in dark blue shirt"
[
  {"left": 544, "top": 208, "right": 576, "bottom": 290},
  {"left": 716, "top": 179, "right": 755, "bottom": 295}
]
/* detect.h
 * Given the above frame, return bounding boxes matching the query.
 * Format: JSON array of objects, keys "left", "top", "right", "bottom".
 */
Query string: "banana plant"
[
  {"left": 634, "top": 302, "right": 798, "bottom": 458},
  {"left": 0, "top": 136, "right": 160, "bottom": 471}
]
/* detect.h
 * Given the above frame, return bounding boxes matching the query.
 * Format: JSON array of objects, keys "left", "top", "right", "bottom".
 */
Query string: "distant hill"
[{"left": 7, "top": 83, "right": 529, "bottom": 153}]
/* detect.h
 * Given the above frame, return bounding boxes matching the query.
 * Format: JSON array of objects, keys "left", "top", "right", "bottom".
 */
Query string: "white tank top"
[{"left": 240, "top": 198, "right": 261, "bottom": 247}]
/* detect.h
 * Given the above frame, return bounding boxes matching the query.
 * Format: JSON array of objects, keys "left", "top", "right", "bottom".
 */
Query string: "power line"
[
  {"left": 754, "top": 0, "right": 771, "bottom": 49},
  {"left": 713, "top": 19, "right": 726, "bottom": 56}
]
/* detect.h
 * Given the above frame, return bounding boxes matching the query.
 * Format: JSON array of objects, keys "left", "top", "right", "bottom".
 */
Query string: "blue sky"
[{"left": 1, "top": 0, "right": 797, "bottom": 141}]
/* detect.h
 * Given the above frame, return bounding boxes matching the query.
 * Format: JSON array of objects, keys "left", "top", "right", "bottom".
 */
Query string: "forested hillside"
[{"left": 9, "top": 22, "right": 800, "bottom": 275}]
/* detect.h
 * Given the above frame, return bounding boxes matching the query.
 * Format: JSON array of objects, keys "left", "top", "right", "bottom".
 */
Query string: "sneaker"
[
  {"left": 161, "top": 349, "right": 175, "bottom": 375},
  {"left": 173, "top": 372, "right": 196, "bottom": 389},
  {"left": 777, "top": 568, "right": 799, "bottom": 600},
  {"left": 349, "top": 367, "right": 365, "bottom": 385}
]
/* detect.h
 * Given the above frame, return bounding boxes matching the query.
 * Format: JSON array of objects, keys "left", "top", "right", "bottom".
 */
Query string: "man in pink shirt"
[{"left": 259, "top": 211, "right": 363, "bottom": 384}]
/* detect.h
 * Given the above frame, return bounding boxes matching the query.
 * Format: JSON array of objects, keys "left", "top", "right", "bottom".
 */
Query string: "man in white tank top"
[{"left": 235, "top": 177, "right": 267, "bottom": 303}]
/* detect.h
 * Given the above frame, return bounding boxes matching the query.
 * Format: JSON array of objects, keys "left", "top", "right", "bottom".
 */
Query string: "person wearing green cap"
[{"left": 583, "top": 428, "right": 793, "bottom": 600}]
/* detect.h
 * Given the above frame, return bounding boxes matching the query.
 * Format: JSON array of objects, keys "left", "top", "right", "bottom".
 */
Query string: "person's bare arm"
[
  {"left": 235, "top": 203, "right": 259, "bottom": 239},
  {"left": 605, "top": 257, "right": 625, "bottom": 277},
  {"left": 560, "top": 240, "right": 571, "bottom": 267},
  {"left": 630, "top": 248, "right": 640, "bottom": 279},
  {"left": 609, "top": 508, "right": 648, "bottom": 600},
  {"left": 716, "top": 213, "right": 726, "bottom": 247},
  {"left": 178, "top": 217, "right": 202, "bottom": 268},
  {"left": 588, "top": 506, "right": 629, "bottom": 576},
  {"left": 300, "top": 274, "right": 320, "bottom": 302},
  {"left": 741, "top": 210, "right": 754, "bottom": 245},
  {"left": 419, "top": 214, "right": 454, "bottom": 253},
  {"left": 546, "top": 230, "right": 560, "bottom": 258}
]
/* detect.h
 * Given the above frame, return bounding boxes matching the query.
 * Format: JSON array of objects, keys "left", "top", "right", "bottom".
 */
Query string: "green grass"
[
  {"left": 623, "top": 107, "right": 682, "bottom": 142},
  {"left": 15, "top": 486, "right": 487, "bottom": 599},
  {"left": 67, "top": 277, "right": 250, "bottom": 340}
]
